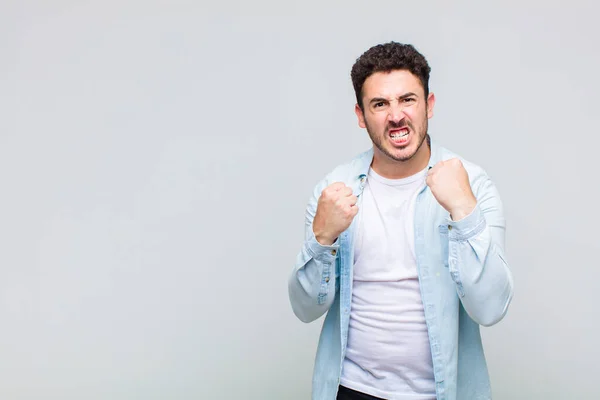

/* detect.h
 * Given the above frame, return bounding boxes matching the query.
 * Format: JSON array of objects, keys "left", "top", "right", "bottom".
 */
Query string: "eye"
[
  {"left": 374, "top": 102, "right": 384, "bottom": 108},
  {"left": 403, "top": 97, "right": 415, "bottom": 103}
]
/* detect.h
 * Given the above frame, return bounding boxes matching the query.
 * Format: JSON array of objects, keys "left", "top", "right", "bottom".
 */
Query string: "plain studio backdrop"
[{"left": 1, "top": 1, "right": 598, "bottom": 399}]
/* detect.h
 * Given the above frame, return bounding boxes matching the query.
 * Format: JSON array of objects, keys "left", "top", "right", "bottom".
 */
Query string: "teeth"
[{"left": 391, "top": 131, "right": 408, "bottom": 139}]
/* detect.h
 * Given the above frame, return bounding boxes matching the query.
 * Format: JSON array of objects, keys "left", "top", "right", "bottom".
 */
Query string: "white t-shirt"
[{"left": 340, "top": 166, "right": 436, "bottom": 400}]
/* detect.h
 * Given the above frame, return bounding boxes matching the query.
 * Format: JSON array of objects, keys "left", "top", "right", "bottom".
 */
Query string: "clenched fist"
[
  {"left": 426, "top": 158, "right": 477, "bottom": 221},
  {"left": 312, "top": 182, "right": 358, "bottom": 245}
]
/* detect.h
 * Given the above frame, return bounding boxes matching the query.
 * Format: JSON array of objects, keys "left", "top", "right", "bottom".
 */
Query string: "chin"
[
  {"left": 389, "top": 145, "right": 417, "bottom": 160},
  {"left": 384, "top": 149, "right": 414, "bottom": 162}
]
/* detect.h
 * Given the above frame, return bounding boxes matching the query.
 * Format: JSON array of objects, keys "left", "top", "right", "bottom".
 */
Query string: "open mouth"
[{"left": 389, "top": 127, "right": 410, "bottom": 144}]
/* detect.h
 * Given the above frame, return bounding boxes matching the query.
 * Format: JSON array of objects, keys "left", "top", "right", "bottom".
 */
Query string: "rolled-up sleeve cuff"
[
  {"left": 448, "top": 204, "right": 486, "bottom": 241},
  {"left": 306, "top": 232, "right": 340, "bottom": 262}
]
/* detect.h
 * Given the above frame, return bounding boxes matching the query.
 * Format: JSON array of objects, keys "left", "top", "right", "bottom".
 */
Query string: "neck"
[{"left": 371, "top": 135, "right": 431, "bottom": 179}]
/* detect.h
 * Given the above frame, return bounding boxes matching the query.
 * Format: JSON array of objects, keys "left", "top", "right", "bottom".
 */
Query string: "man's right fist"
[{"left": 312, "top": 182, "right": 359, "bottom": 246}]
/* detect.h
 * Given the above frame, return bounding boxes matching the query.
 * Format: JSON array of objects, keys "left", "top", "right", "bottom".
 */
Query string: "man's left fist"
[{"left": 426, "top": 158, "right": 477, "bottom": 221}]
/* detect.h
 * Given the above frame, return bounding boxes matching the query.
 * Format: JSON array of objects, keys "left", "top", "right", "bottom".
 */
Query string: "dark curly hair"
[{"left": 351, "top": 42, "right": 431, "bottom": 110}]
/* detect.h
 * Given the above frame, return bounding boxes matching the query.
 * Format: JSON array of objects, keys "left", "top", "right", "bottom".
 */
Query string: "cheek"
[
  {"left": 366, "top": 113, "right": 387, "bottom": 130},
  {"left": 407, "top": 109, "right": 427, "bottom": 124}
]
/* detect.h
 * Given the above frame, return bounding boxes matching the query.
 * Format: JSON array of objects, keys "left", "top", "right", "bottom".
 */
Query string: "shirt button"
[
  {"left": 325, "top": 277, "right": 330, "bottom": 283},
  {"left": 331, "top": 249, "right": 337, "bottom": 256},
  {"left": 448, "top": 225, "right": 453, "bottom": 230}
]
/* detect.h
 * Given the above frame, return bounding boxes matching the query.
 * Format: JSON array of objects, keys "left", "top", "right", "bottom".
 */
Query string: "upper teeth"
[{"left": 391, "top": 131, "right": 408, "bottom": 138}]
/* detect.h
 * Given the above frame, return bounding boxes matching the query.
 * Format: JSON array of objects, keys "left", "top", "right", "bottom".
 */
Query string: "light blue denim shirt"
[{"left": 288, "top": 137, "right": 514, "bottom": 400}]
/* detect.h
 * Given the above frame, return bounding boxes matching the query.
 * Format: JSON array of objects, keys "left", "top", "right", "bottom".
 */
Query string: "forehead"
[{"left": 362, "top": 69, "right": 424, "bottom": 99}]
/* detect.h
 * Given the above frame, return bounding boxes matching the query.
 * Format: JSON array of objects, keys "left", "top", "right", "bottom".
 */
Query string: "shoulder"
[
  {"left": 435, "top": 144, "right": 501, "bottom": 199},
  {"left": 328, "top": 148, "right": 372, "bottom": 181},
  {"left": 311, "top": 148, "right": 373, "bottom": 197},
  {"left": 436, "top": 145, "right": 488, "bottom": 182}
]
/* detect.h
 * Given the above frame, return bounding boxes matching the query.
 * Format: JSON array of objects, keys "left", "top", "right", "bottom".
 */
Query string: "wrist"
[
  {"left": 449, "top": 198, "right": 477, "bottom": 221},
  {"left": 314, "top": 230, "right": 336, "bottom": 246}
]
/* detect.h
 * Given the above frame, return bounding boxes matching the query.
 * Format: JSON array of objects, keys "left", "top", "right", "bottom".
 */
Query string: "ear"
[
  {"left": 355, "top": 103, "right": 366, "bottom": 128},
  {"left": 426, "top": 92, "right": 436, "bottom": 119}
]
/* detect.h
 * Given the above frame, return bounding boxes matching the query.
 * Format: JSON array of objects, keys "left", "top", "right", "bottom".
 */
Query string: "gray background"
[{"left": 1, "top": 1, "right": 598, "bottom": 399}]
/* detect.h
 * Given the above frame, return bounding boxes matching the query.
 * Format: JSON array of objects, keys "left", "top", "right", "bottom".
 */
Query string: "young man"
[{"left": 288, "top": 42, "right": 514, "bottom": 400}]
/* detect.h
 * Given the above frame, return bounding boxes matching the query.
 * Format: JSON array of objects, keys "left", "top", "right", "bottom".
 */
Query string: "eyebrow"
[{"left": 369, "top": 92, "right": 419, "bottom": 105}]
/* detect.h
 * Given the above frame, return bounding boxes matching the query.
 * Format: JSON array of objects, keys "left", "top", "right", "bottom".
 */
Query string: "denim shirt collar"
[{"left": 353, "top": 134, "right": 441, "bottom": 191}]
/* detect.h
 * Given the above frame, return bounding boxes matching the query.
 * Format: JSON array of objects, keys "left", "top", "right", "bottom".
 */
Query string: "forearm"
[
  {"left": 288, "top": 232, "right": 339, "bottom": 323},
  {"left": 447, "top": 198, "right": 514, "bottom": 326}
]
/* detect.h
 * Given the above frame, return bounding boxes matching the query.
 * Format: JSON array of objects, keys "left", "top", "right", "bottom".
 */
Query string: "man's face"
[{"left": 355, "top": 69, "right": 435, "bottom": 163}]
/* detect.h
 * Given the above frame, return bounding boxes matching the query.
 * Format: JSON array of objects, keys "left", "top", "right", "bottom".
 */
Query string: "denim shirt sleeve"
[
  {"left": 288, "top": 179, "right": 340, "bottom": 323},
  {"left": 446, "top": 175, "right": 514, "bottom": 327}
]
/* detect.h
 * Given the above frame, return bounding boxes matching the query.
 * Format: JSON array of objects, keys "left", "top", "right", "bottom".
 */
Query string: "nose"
[{"left": 387, "top": 103, "right": 405, "bottom": 124}]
